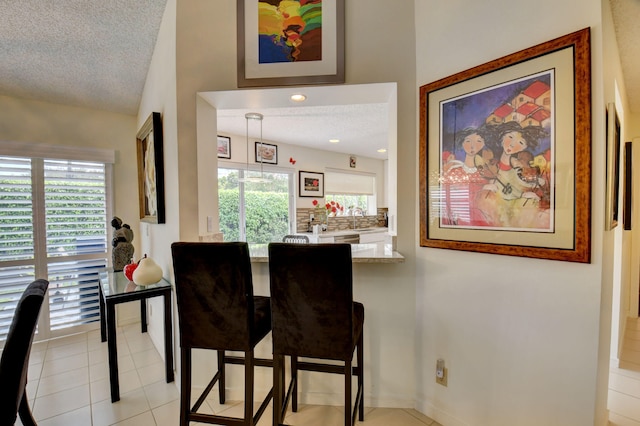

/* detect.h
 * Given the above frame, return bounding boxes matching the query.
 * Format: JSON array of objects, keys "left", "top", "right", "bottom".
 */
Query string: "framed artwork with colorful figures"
[
  {"left": 236, "top": 0, "right": 345, "bottom": 87},
  {"left": 419, "top": 28, "right": 591, "bottom": 263}
]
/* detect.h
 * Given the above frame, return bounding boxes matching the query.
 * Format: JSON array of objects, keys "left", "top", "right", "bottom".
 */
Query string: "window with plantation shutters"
[{"left": 0, "top": 146, "right": 114, "bottom": 344}]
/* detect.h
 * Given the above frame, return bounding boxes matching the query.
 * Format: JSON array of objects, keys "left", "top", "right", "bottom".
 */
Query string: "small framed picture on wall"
[{"left": 217, "top": 135, "right": 231, "bottom": 159}]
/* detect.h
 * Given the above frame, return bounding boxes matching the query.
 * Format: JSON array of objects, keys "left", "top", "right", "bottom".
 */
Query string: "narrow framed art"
[
  {"left": 217, "top": 135, "right": 231, "bottom": 159},
  {"left": 236, "top": 0, "right": 345, "bottom": 87},
  {"left": 136, "top": 112, "right": 166, "bottom": 224},
  {"left": 605, "top": 103, "right": 621, "bottom": 231},
  {"left": 624, "top": 141, "right": 632, "bottom": 231},
  {"left": 419, "top": 28, "right": 591, "bottom": 263}
]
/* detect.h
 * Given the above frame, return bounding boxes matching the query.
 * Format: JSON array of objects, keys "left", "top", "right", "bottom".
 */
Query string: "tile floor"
[
  {"left": 609, "top": 317, "right": 640, "bottom": 426},
  {"left": 14, "top": 324, "right": 440, "bottom": 426}
]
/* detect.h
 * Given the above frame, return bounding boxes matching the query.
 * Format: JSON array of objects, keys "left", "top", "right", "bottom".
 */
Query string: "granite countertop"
[
  {"left": 298, "top": 227, "right": 389, "bottom": 237},
  {"left": 248, "top": 242, "right": 404, "bottom": 264}
]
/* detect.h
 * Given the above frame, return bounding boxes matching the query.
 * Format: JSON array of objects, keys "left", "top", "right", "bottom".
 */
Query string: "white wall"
[
  {"left": 136, "top": 0, "right": 180, "bottom": 368},
  {"left": 415, "top": 1, "right": 608, "bottom": 425},
  {"left": 138, "top": 0, "right": 419, "bottom": 409},
  {"left": 0, "top": 95, "right": 141, "bottom": 325}
]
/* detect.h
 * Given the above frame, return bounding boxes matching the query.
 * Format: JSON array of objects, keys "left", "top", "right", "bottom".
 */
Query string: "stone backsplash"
[{"left": 296, "top": 207, "right": 388, "bottom": 233}]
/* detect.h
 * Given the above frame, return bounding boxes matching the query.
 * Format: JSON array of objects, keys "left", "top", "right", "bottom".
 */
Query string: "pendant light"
[{"left": 239, "top": 112, "right": 271, "bottom": 183}]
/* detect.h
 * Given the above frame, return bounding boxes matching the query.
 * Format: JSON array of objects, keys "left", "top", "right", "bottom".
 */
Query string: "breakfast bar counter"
[{"left": 248, "top": 242, "right": 405, "bottom": 264}]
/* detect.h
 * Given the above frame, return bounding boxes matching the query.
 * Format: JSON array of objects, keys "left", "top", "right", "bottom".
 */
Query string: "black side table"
[{"left": 98, "top": 269, "right": 174, "bottom": 402}]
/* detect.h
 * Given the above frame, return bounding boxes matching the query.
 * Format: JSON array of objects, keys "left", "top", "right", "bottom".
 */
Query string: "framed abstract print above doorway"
[{"left": 236, "top": 0, "right": 345, "bottom": 87}]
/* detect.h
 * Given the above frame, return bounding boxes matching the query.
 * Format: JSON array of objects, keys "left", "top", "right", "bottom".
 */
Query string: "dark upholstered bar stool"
[
  {"left": 171, "top": 242, "right": 273, "bottom": 426},
  {"left": 0, "top": 279, "right": 49, "bottom": 426},
  {"left": 268, "top": 243, "right": 364, "bottom": 426}
]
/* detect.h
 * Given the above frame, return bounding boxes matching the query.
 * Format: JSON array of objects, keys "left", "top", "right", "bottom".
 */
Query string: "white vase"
[{"left": 132, "top": 256, "right": 163, "bottom": 286}]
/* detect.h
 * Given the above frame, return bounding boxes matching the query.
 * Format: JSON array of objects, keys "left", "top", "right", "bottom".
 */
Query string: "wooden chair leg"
[
  {"left": 17, "top": 391, "right": 37, "bottom": 426},
  {"left": 217, "top": 350, "right": 226, "bottom": 404},
  {"left": 180, "top": 348, "right": 191, "bottom": 426}
]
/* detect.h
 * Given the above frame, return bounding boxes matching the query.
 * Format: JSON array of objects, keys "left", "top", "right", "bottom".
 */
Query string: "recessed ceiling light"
[
  {"left": 329, "top": 139, "right": 340, "bottom": 143},
  {"left": 290, "top": 94, "right": 307, "bottom": 102},
  {"left": 377, "top": 148, "right": 387, "bottom": 153}
]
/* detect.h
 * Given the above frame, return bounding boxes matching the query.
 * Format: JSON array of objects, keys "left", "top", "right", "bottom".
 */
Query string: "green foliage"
[{"left": 219, "top": 189, "right": 289, "bottom": 243}]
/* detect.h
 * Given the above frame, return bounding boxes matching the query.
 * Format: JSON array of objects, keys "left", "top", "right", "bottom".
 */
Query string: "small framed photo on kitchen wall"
[
  {"left": 255, "top": 142, "right": 278, "bottom": 164},
  {"left": 299, "top": 171, "right": 324, "bottom": 197},
  {"left": 217, "top": 135, "right": 231, "bottom": 159}
]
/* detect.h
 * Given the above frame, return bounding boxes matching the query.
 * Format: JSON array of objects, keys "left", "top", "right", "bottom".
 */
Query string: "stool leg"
[
  {"left": 245, "top": 350, "right": 255, "bottom": 425},
  {"left": 358, "top": 332, "right": 364, "bottom": 421},
  {"left": 292, "top": 356, "right": 298, "bottom": 412},
  {"left": 217, "top": 350, "right": 226, "bottom": 404},
  {"left": 180, "top": 348, "right": 191, "bottom": 426},
  {"left": 273, "top": 354, "right": 283, "bottom": 426},
  {"left": 345, "top": 359, "right": 352, "bottom": 426}
]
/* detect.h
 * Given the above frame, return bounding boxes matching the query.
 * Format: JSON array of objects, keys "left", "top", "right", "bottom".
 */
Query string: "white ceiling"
[
  {"left": 0, "top": 0, "right": 638, "bottom": 151},
  {"left": 200, "top": 84, "right": 394, "bottom": 160}
]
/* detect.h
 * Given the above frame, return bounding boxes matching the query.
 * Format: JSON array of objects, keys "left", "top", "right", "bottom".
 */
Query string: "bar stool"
[
  {"left": 268, "top": 243, "right": 364, "bottom": 426},
  {"left": 0, "top": 279, "right": 49, "bottom": 426},
  {"left": 171, "top": 242, "right": 273, "bottom": 426}
]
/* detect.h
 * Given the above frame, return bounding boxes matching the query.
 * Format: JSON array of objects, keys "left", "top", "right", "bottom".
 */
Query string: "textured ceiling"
[
  {"left": 1, "top": 1, "right": 638, "bottom": 128},
  {"left": 610, "top": 0, "right": 640, "bottom": 113},
  {"left": 0, "top": 1, "right": 167, "bottom": 115}
]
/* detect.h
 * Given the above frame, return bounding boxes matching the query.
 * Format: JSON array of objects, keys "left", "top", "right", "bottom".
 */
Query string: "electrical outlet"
[
  {"left": 310, "top": 213, "right": 315, "bottom": 221},
  {"left": 436, "top": 359, "right": 448, "bottom": 386}
]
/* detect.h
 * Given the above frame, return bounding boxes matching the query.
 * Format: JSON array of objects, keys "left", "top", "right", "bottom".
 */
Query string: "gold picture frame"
[
  {"left": 419, "top": 28, "right": 591, "bottom": 263},
  {"left": 136, "top": 112, "right": 165, "bottom": 224}
]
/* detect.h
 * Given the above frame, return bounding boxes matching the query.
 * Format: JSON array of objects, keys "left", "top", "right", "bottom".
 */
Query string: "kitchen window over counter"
[
  {"left": 218, "top": 167, "right": 294, "bottom": 243},
  {"left": 324, "top": 170, "right": 376, "bottom": 215}
]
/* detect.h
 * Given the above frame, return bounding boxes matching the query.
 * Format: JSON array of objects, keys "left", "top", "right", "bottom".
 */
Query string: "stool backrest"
[
  {"left": 268, "top": 243, "right": 354, "bottom": 360},
  {"left": 0, "top": 279, "right": 48, "bottom": 424},
  {"left": 171, "top": 242, "right": 257, "bottom": 351}
]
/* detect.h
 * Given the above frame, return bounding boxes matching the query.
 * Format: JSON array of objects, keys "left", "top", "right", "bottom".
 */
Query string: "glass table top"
[{"left": 99, "top": 269, "right": 172, "bottom": 299}]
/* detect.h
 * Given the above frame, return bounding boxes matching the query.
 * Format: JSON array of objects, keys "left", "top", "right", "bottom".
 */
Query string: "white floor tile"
[
  {"left": 151, "top": 399, "right": 181, "bottom": 426},
  {"left": 91, "top": 387, "right": 150, "bottom": 426},
  {"left": 40, "top": 353, "right": 88, "bottom": 378},
  {"left": 112, "top": 410, "right": 157, "bottom": 426},
  {"left": 37, "top": 406, "right": 92, "bottom": 426},
  {"left": 32, "top": 384, "right": 91, "bottom": 421},
  {"left": 36, "top": 366, "right": 89, "bottom": 397},
  {"left": 143, "top": 380, "right": 179, "bottom": 409}
]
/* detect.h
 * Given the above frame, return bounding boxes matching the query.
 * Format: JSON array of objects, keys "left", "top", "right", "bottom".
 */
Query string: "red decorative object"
[{"left": 124, "top": 260, "right": 139, "bottom": 281}]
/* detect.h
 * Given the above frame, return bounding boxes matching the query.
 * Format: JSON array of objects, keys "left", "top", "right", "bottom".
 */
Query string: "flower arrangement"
[{"left": 312, "top": 199, "right": 344, "bottom": 218}]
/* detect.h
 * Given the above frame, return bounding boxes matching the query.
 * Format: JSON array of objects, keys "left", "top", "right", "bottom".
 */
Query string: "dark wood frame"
[
  {"left": 624, "top": 141, "right": 632, "bottom": 230},
  {"left": 255, "top": 141, "right": 278, "bottom": 164},
  {"left": 236, "top": 0, "right": 345, "bottom": 87},
  {"left": 419, "top": 28, "right": 591, "bottom": 263},
  {"left": 217, "top": 135, "right": 231, "bottom": 159},
  {"left": 605, "top": 103, "right": 621, "bottom": 231},
  {"left": 299, "top": 171, "right": 324, "bottom": 197},
  {"left": 136, "top": 112, "right": 166, "bottom": 224}
]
